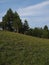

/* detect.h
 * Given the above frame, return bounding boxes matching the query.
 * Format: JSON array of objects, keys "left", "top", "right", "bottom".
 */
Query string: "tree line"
[
  {"left": 26, "top": 25, "right": 49, "bottom": 39},
  {"left": 0, "top": 8, "right": 49, "bottom": 39}
]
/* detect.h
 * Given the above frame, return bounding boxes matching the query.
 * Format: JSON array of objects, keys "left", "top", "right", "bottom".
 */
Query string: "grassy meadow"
[{"left": 0, "top": 31, "right": 49, "bottom": 65}]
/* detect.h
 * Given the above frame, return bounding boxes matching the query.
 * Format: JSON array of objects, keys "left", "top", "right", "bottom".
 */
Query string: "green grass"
[{"left": 0, "top": 31, "right": 49, "bottom": 65}]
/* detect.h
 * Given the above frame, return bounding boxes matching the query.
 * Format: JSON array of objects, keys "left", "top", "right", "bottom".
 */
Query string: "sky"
[{"left": 0, "top": 0, "right": 49, "bottom": 28}]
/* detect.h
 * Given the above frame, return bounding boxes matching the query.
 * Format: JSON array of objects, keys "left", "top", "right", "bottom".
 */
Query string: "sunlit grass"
[{"left": 0, "top": 31, "right": 49, "bottom": 65}]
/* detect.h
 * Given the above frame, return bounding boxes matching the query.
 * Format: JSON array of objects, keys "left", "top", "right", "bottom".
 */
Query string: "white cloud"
[
  {"left": 17, "top": 1, "right": 49, "bottom": 16},
  {"left": 17, "top": 1, "right": 49, "bottom": 28},
  {"left": 0, "top": 11, "right": 6, "bottom": 21},
  {"left": 0, "top": 18, "right": 1, "bottom": 21}
]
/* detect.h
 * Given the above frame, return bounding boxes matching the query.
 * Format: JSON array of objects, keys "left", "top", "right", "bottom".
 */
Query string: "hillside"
[{"left": 0, "top": 31, "right": 49, "bottom": 65}]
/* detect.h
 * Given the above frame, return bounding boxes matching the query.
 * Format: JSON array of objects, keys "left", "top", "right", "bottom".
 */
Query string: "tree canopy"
[
  {"left": 0, "top": 8, "right": 49, "bottom": 39},
  {"left": 2, "top": 8, "right": 22, "bottom": 32}
]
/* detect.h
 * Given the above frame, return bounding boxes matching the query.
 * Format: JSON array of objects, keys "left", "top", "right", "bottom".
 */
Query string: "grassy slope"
[{"left": 0, "top": 31, "right": 49, "bottom": 65}]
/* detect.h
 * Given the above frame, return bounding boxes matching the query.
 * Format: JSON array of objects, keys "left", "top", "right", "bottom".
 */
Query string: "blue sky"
[{"left": 0, "top": 0, "right": 49, "bottom": 28}]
